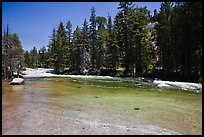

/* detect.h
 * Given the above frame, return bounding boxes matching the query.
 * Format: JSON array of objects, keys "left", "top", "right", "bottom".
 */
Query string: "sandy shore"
[{"left": 2, "top": 102, "right": 180, "bottom": 135}]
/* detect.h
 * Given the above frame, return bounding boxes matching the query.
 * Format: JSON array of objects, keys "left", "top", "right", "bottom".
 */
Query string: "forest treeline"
[{"left": 2, "top": 2, "right": 202, "bottom": 82}]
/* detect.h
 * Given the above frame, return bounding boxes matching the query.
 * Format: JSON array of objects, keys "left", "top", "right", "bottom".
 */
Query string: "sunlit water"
[{"left": 2, "top": 77, "right": 202, "bottom": 134}]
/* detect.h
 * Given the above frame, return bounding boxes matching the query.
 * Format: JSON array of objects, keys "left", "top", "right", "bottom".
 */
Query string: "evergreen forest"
[{"left": 2, "top": 2, "right": 202, "bottom": 83}]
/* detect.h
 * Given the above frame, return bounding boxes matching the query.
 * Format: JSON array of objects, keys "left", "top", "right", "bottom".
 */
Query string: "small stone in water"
[{"left": 134, "top": 107, "right": 140, "bottom": 110}]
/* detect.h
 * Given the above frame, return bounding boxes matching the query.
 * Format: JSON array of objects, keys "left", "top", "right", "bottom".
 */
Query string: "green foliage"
[
  {"left": 30, "top": 46, "right": 38, "bottom": 68},
  {"left": 116, "top": 2, "right": 135, "bottom": 76},
  {"left": 70, "top": 26, "right": 83, "bottom": 73},
  {"left": 81, "top": 19, "right": 90, "bottom": 71},
  {"left": 89, "top": 7, "right": 97, "bottom": 71},
  {"left": 38, "top": 46, "right": 47, "bottom": 68},
  {"left": 155, "top": 2, "right": 202, "bottom": 81},
  {"left": 115, "top": 3, "right": 154, "bottom": 77},
  {"left": 46, "top": 22, "right": 68, "bottom": 73},
  {"left": 2, "top": 28, "right": 25, "bottom": 79},
  {"left": 96, "top": 16, "right": 107, "bottom": 30},
  {"left": 11, "top": 33, "right": 25, "bottom": 69},
  {"left": 96, "top": 17, "right": 108, "bottom": 71},
  {"left": 24, "top": 50, "right": 31, "bottom": 67},
  {"left": 65, "top": 20, "right": 72, "bottom": 68},
  {"left": 18, "top": 2, "right": 202, "bottom": 82},
  {"left": 106, "top": 15, "right": 118, "bottom": 70}
]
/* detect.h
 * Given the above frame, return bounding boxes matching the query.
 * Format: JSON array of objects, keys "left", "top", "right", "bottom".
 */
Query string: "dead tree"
[
  {"left": 2, "top": 25, "right": 21, "bottom": 80},
  {"left": 3, "top": 26, "right": 10, "bottom": 80}
]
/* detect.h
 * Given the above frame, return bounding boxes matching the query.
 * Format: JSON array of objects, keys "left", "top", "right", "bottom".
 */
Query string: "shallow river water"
[{"left": 2, "top": 77, "right": 202, "bottom": 135}]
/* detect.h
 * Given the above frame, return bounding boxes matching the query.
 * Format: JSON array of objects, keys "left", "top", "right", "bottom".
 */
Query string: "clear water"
[{"left": 2, "top": 77, "right": 202, "bottom": 134}]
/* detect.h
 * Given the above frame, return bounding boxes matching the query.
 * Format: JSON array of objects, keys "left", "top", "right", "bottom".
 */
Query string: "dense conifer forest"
[{"left": 2, "top": 2, "right": 202, "bottom": 83}]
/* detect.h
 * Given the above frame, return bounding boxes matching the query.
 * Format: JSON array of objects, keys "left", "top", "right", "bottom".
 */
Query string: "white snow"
[{"left": 154, "top": 80, "right": 202, "bottom": 93}]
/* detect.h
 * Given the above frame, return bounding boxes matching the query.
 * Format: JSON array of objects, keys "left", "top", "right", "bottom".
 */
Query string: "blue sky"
[{"left": 2, "top": 2, "right": 161, "bottom": 51}]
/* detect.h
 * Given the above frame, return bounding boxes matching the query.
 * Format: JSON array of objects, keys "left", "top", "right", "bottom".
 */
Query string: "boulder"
[{"left": 10, "top": 78, "right": 24, "bottom": 85}]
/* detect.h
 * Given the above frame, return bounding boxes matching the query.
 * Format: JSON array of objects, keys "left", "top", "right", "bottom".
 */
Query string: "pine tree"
[
  {"left": 71, "top": 26, "right": 83, "bottom": 73},
  {"left": 131, "top": 6, "right": 153, "bottom": 76},
  {"left": 154, "top": 2, "right": 202, "bottom": 82},
  {"left": 156, "top": 2, "right": 174, "bottom": 72},
  {"left": 96, "top": 16, "right": 107, "bottom": 71},
  {"left": 173, "top": 2, "right": 202, "bottom": 81},
  {"left": 114, "top": 12, "right": 124, "bottom": 70},
  {"left": 2, "top": 25, "right": 13, "bottom": 79},
  {"left": 11, "top": 33, "right": 25, "bottom": 77},
  {"left": 56, "top": 22, "right": 68, "bottom": 72},
  {"left": 106, "top": 15, "right": 118, "bottom": 70},
  {"left": 117, "top": 2, "right": 135, "bottom": 76},
  {"left": 24, "top": 50, "right": 31, "bottom": 67},
  {"left": 2, "top": 27, "right": 25, "bottom": 78},
  {"left": 81, "top": 19, "right": 90, "bottom": 73},
  {"left": 89, "top": 7, "right": 97, "bottom": 71},
  {"left": 47, "top": 28, "right": 58, "bottom": 71},
  {"left": 30, "top": 46, "right": 38, "bottom": 68},
  {"left": 38, "top": 46, "right": 46, "bottom": 68},
  {"left": 65, "top": 20, "right": 72, "bottom": 68}
]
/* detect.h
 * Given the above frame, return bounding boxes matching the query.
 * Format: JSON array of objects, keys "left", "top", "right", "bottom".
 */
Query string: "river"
[{"left": 2, "top": 75, "right": 202, "bottom": 135}]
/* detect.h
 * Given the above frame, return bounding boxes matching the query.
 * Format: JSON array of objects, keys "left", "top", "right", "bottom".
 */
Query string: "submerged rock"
[{"left": 134, "top": 108, "right": 140, "bottom": 110}]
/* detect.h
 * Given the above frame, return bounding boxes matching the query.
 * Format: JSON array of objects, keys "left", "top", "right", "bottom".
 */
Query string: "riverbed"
[{"left": 2, "top": 76, "right": 202, "bottom": 135}]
